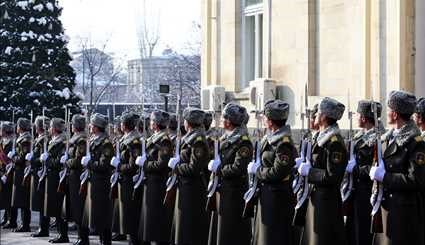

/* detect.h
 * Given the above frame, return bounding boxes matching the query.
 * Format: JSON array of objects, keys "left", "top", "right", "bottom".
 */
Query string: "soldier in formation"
[{"left": 3, "top": 90, "right": 425, "bottom": 245}]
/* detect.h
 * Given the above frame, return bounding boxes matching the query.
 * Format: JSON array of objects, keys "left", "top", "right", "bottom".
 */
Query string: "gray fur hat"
[
  {"left": 204, "top": 112, "right": 213, "bottom": 128},
  {"left": 357, "top": 100, "right": 382, "bottom": 118},
  {"left": 50, "top": 118, "right": 65, "bottom": 132},
  {"left": 151, "top": 110, "right": 170, "bottom": 128},
  {"left": 387, "top": 90, "right": 417, "bottom": 116},
  {"left": 318, "top": 97, "right": 345, "bottom": 120},
  {"left": 223, "top": 103, "right": 247, "bottom": 126},
  {"left": 310, "top": 103, "right": 319, "bottom": 118},
  {"left": 90, "top": 113, "right": 108, "bottom": 129},
  {"left": 183, "top": 107, "right": 205, "bottom": 126},
  {"left": 264, "top": 100, "right": 290, "bottom": 121},
  {"left": 121, "top": 113, "right": 140, "bottom": 129},
  {"left": 416, "top": 98, "right": 425, "bottom": 115},
  {"left": 72, "top": 114, "right": 86, "bottom": 131},
  {"left": 169, "top": 114, "right": 178, "bottom": 130},
  {"left": 17, "top": 118, "right": 31, "bottom": 131},
  {"left": 0, "top": 121, "right": 15, "bottom": 134},
  {"left": 35, "top": 116, "right": 50, "bottom": 130}
]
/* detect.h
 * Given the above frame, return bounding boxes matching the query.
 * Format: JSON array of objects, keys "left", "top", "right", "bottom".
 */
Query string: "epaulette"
[
  {"left": 415, "top": 136, "right": 423, "bottom": 142},
  {"left": 242, "top": 135, "right": 249, "bottom": 141},
  {"left": 282, "top": 136, "right": 290, "bottom": 143},
  {"left": 133, "top": 139, "right": 140, "bottom": 144},
  {"left": 195, "top": 136, "right": 203, "bottom": 142},
  {"left": 331, "top": 136, "right": 338, "bottom": 143},
  {"left": 104, "top": 139, "right": 110, "bottom": 144}
]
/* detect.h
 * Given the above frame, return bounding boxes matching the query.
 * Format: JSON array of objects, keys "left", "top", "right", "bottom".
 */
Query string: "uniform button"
[{"left": 389, "top": 194, "right": 393, "bottom": 198}]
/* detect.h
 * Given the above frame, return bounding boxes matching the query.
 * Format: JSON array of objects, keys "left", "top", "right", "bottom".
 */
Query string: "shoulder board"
[
  {"left": 104, "top": 139, "right": 110, "bottom": 144},
  {"left": 242, "top": 135, "right": 249, "bottom": 141},
  {"left": 282, "top": 136, "right": 290, "bottom": 143},
  {"left": 133, "top": 139, "right": 140, "bottom": 144},
  {"left": 331, "top": 136, "right": 339, "bottom": 143},
  {"left": 196, "top": 136, "right": 203, "bottom": 142},
  {"left": 415, "top": 136, "right": 423, "bottom": 142}
]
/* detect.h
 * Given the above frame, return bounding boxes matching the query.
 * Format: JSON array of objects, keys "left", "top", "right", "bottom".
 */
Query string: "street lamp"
[{"left": 159, "top": 84, "right": 170, "bottom": 112}]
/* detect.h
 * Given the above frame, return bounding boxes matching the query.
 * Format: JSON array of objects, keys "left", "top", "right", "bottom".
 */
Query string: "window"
[{"left": 241, "top": 0, "right": 263, "bottom": 89}]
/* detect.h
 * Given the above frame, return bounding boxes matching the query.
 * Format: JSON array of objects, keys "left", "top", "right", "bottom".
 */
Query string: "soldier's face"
[
  {"left": 413, "top": 113, "right": 423, "bottom": 126},
  {"left": 387, "top": 108, "right": 396, "bottom": 125}
]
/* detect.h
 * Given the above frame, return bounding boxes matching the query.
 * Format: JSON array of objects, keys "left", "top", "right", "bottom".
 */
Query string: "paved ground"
[{"left": 0, "top": 211, "right": 127, "bottom": 245}]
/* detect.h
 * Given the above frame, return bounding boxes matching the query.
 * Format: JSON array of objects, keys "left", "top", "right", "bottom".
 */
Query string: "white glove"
[
  {"left": 60, "top": 153, "right": 68, "bottom": 165},
  {"left": 345, "top": 158, "right": 357, "bottom": 173},
  {"left": 81, "top": 155, "right": 91, "bottom": 167},
  {"left": 298, "top": 161, "right": 311, "bottom": 177},
  {"left": 25, "top": 152, "right": 33, "bottom": 161},
  {"left": 247, "top": 160, "right": 261, "bottom": 175},
  {"left": 369, "top": 160, "right": 386, "bottom": 182},
  {"left": 208, "top": 158, "right": 221, "bottom": 172},
  {"left": 135, "top": 154, "right": 147, "bottom": 167},
  {"left": 40, "top": 152, "right": 49, "bottom": 162},
  {"left": 110, "top": 156, "right": 120, "bottom": 168},
  {"left": 1, "top": 175, "right": 7, "bottom": 184},
  {"left": 7, "top": 150, "right": 16, "bottom": 159},
  {"left": 168, "top": 156, "right": 180, "bottom": 170},
  {"left": 294, "top": 157, "right": 304, "bottom": 169}
]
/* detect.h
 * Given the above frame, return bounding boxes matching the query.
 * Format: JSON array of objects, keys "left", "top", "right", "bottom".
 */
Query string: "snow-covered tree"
[{"left": 0, "top": 0, "right": 80, "bottom": 120}]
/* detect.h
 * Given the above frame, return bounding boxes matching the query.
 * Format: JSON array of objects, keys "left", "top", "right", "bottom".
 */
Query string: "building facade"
[{"left": 201, "top": 0, "right": 425, "bottom": 128}]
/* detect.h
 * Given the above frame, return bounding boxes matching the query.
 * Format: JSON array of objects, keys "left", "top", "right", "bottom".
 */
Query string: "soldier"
[
  {"left": 298, "top": 97, "right": 348, "bottom": 245},
  {"left": 138, "top": 110, "right": 174, "bottom": 245},
  {"left": 10, "top": 118, "right": 32, "bottom": 232},
  {"left": 111, "top": 115, "right": 126, "bottom": 242},
  {"left": 343, "top": 100, "right": 383, "bottom": 245},
  {"left": 370, "top": 91, "right": 425, "bottom": 245},
  {"left": 64, "top": 115, "right": 89, "bottom": 245},
  {"left": 0, "top": 121, "right": 17, "bottom": 229},
  {"left": 207, "top": 103, "right": 252, "bottom": 245},
  {"left": 414, "top": 98, "right": 425, "bottom": 138},
  {"left": 42, "top": 118, "right": 69, "bottom": 243},
  {"left": 110, "top": 113, "right": 142, "bottom": 245},
  {"left": 168, "top": 108, "right": 210, "bottom": 245},
  {"left": 168, "top": 114, "right": 178, "bottom": 142},
  {"left": 28, "top": 116, "right": 51, "bottom": 237},
  {"left": 81, "top": 113, "right": 114, "bottom": 245},
  {"left": 248, "top": 100, "right": 297, "bottom": 245}
]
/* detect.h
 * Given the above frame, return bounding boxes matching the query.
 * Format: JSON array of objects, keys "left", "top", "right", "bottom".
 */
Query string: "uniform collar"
[
  {"left": 317, "top": 123, "right": 340, "bottom": 147},
  {"left": 267, "top": 125, "right": 291, "bottom": 145},
  {"left": 182, "top": 128, "right": 204, "bottom": 144}
]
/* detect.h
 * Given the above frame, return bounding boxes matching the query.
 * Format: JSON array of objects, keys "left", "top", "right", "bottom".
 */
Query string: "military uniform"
[
  {"left": 0, "top": 132, "right": 15, "bottom": 227},
  {"left": 139, "top": 129, "right": 174, "bottom": 243},
  {"left": 116, "top": 129, "right": 142, "bottom": 239},
  {"left": 82, "top": 128, "right": 114, "bottom": 243},
  {"left": 11, "top": 130, "right": 32, "bottom": 230},
  {"left": 300, "top": 97, "right": 348, "bottom": 245},
  {"left": 66, "top": 130, "right": 88, "bottom": 241},
  {"left": 171, "top": 108, "right": 210, "bottom": 245}
]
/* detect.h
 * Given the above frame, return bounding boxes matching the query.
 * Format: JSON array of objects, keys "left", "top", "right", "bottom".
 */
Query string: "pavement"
[{"left": 0, "top": 211, "right": 128, "bottom": 245}]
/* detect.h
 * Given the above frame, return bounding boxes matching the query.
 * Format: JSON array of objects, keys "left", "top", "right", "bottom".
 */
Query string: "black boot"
[
  {"left": 77, "top": 225, "right": 90, "bottom": 245},
  {"left": 101, "top": 229, "right": 112, "bottom": 245},
  {"left": 0, "top": 210, "right": 9, "bottom": 226},
  {"left": 49, "top": 217, "right": 69, "bottom": 243},
  {"left": 15, "top": 208, "right": 31, "bottom": 232},
  {"left": 32, "top": 213, "right": 50, "bottom": 237},
  {"left": 112, "top": 233, "right": 127, "bottom": 241},
  {"left": 3, "top": 207, "right": 17, "bottom": 229},
  {"left": 49, "top": 235, "right": 70, "bottom": 243}
]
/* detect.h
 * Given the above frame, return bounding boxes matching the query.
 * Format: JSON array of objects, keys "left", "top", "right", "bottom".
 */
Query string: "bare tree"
[
  {"left": 72, "top": 38, "right": 124, "bottom": 114},
  {"left": 137, "top": 0, "right": 161, "bottom": 58}
]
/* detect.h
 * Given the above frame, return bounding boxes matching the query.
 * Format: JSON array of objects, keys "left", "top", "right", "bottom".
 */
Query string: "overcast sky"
[{"left": 58, "top": 0, "right": 201, "bottom": 61}]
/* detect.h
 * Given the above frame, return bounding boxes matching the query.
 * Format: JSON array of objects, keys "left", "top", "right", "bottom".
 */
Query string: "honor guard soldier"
[
  {"left": 110, "top": 113, "right": 142, "bottom": 245},
  {"left": 138, "top": 110, "right": 174, "bottom": 245},
  {"left": 28, "top": 116, "right": 51, "bottom": 237},
  {"left": 207, "top": 103, "right": 252, "bottom": 245},
  {"left": 344, "top": 100, "right": 383, "bottom": 245},
  {"left": 10, "top": 118, "right": 32, "bottom": 232},
  {"left": 42, "top": 118, "right": 69, "bottom": 243},
  {"left": 414, "top": 98, "right": 425, "bottom": 139},
  {"left": 81, "top": 113, "right": 114, "bottom": 245},
  {"left": 204, "top": 112, "right": 215, "bottom": 161},
  {"left": 168, "top": 108, "right": 210, "bottom": 245},
  {"left": 65, "top": 115, "right": 89, "bottom": 245},
  {"left": 298, "top": 97, "right": 348, "bottom": 245},
  {"left": 0, "top": 122, "right": 17, "bottom": 229},
  {"left": 168, "top": 114, "right": 178, "bottom": 142},
  {"left": 370, "top": 91, "right": 425, "bottom": 245},
  {"left": 249, "top": 100, "right": 297, "bottom": 245}
]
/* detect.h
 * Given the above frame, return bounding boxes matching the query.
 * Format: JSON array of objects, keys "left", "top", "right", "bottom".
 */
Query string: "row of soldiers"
[{"left": 1, "top": 89, "right": 425, "bottom": 245}]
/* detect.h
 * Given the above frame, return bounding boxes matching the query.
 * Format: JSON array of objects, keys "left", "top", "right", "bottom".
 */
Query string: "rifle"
[
  {"left": 79, "top": 111, "right": 90, "bottom": 196},
  {"left": 58, "top": 107, "right": 70, "bottom": 193},
  {"left": 37, "top": 108, "right": 48, "bottom": 190},
  {"left": 292, "top": 84, "right": 312, "bottom": 227},
  {"left": 4, "top": 110, "right": 17, "bottom": 182},
  {"left": 133, "top": 98, "right": 147, "bottom": 199},
  {"left": 110, "top": 109, "right": 120, "bottom": 199},
  {"left": 242, "top": 95, "right": 263, "bottom": 218},
  {"left": 22, "top": 111, "right": 34, "bottom": 186},
  {"left": 293, "top": 96, "right": 306, "bottom": 194},
  {"left": 205, "top": 98, "right": 222, "bottom": 212},
  {"left": 370, "top": 102, "right": 383, "bottom": 233},
  {"left": 163, "top": 95, "right": 182, "bottom": 207},
  {"left": 341, "top": 92, "right": 355, "bottom": 214}
]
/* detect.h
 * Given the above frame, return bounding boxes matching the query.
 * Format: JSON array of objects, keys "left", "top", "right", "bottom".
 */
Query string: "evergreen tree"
[{"left": 0, "top": 0, "right": 81, "bottom": 120}]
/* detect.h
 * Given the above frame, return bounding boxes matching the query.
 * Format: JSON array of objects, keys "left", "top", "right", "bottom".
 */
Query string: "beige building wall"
[{"left": 201, "top": 0, "right": 422, "bottom": 128}]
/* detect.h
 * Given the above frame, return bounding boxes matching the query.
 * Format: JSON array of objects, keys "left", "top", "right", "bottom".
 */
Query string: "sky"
[{"left": 58, "top": 0, "right": 201, "bottom": 61}]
